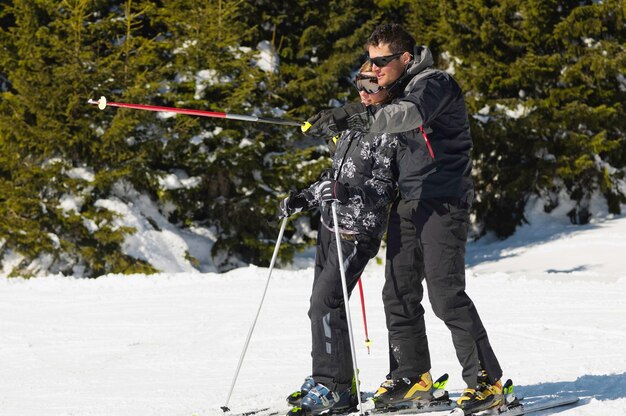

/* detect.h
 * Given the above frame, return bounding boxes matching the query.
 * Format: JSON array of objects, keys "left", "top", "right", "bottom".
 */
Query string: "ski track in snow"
[{"left": 2, "top": 215, "right": 626, "bottom": 416}]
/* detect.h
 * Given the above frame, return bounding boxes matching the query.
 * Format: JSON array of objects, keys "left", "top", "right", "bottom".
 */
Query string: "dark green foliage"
[
  {"left": 0, "top": 1, "right": 624, "bottom": 277},
  {"left": 434, "top": 0, "right": 626, "bottom": 235},
  {"left": 0, "top": 0, "right": 165, "bottom": 276}
]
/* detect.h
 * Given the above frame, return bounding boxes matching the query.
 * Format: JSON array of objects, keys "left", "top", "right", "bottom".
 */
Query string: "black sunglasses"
[
  {"left": 369, "top": 52, "right": 404, "bottom": 68},
  {"left": 355, "top": 74, "right": 383, "bottom": 94}
]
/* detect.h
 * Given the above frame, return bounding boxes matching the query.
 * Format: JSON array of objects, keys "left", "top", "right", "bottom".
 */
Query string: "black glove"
[
  {"left": 278, "top": 191, "right": 308, "bottom": 219},
  {"left": 303, "top": 103, "right": 369, "bottom": 138},
  {"left": 331, "top": 102, "right": 369, "bottom": 132},
  {"left": 303, "top": 109, "right": 337, "bottom": 138},
  {"left": 317, "top": 180, "right": 349, "bottom": 204}
]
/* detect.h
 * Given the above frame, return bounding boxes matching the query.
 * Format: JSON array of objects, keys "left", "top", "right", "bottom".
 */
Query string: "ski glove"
[
  {"left": 317, "top": 180, "right": 349, "bottom": 204},
  {"left": 303, "top": 109, "right": 336, "bottom": 138},
  {"left": 332, "top": 102, "right": 369, "bottom": 132},
  {"left": 303, "top": 103, "right": 370, "bottom": 138},
  {"left": 278, "top": 191, "right": 308, "bottom": 219}
]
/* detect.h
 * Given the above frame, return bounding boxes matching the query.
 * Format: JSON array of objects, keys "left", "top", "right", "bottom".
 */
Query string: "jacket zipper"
[
  {"left": 334, "top": 132, "right": 356, "bottom": 180},
  {"left": 419, "top": 125, "right": 435, "bottom": 159},
  {"left": 326, "top": 132, "right": 357, "bottom": 235}
]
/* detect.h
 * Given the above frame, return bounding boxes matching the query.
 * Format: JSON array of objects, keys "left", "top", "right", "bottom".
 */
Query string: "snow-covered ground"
[{"left": 2, "top": 199, "right": 626, "bottom": 416}]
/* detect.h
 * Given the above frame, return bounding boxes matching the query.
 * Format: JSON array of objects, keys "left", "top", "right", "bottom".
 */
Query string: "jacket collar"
[
  {"left": 386, "top": 45, "right": 434, "bottom": 99},
  {"left": 407, "top": 45, "right": 435, "bottom": 76}
]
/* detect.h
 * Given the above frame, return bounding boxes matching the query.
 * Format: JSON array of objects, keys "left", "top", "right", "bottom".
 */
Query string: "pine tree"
[
  {"left": 435, "top": 0, "right": 626, "bottom": 236},
  {"left": 4, "top": 1, "right": 621, "bottom": 276},
  {"left": 0, "top": 0, "right": 164, "bottom": 276},
  {"left": 235, "top": 0, "right": 384, "bottom": 261},
  {"left": 141, "top": 0, "right": 386, "bottom": 269},
  {"left": 142, "top": 0, "right": 296, "bottom": 270}
]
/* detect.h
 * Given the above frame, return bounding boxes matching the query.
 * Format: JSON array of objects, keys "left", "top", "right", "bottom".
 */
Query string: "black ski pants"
[
  {"left": 383, "top": 197, "right": 502, "bottom": 387},
  {"left": 310, "top": 226, "right": 379, "bottom": 392}
]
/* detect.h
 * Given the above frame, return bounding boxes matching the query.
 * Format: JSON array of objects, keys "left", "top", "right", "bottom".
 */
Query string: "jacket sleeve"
[
  {"left": 345, "top": 134, "right": 397, "bottom": 211},
  {"left": 369, "top": 72, "right": 456, "bottom": 134}
]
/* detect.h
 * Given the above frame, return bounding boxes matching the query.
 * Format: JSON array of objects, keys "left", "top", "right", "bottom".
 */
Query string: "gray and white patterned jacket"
[{"left": 301, "top": 130, "right": 399, "bottom": 240}]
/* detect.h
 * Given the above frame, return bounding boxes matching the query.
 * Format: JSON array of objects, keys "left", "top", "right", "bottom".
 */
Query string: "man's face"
[{"left": 368, "top": 43, "right": 411, "bottom": 87}]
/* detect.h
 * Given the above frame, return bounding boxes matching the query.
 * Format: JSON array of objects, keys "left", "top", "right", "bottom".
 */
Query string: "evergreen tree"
[
  {"left": 2, "top": 1, "right": 623, "bottom": 276},
  {"left": 239, "top": 0, "right": 385, "bottom": 258},
  {"left": 435, "top": 0, "right": 626, "bottom": 236},
  {"left": 145, "top": 0, "right": 303, "bottom": 270},
  {"left": 0, "top": 0, "right": 163, "bottom": 276}
]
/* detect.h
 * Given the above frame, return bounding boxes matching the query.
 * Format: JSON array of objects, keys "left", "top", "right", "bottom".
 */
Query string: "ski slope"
[{"left": 1, "top": 205, "right": 626, "bottom": 416}]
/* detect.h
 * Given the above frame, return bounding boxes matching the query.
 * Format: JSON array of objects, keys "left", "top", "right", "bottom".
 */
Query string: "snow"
[
  {"left": 66, "top": 167, "right": 95, "bottom": 182},
  {"left": 193, "top": 70, "right": 232, "bottom": 100},
  {"left": 58, "top": 193, "right": 84, "bottom": 214},
  {"left": 495, "top": 103, "right": 535, "bottom": 119},
  {"left": 473, "top": 105, "right": 491, "bottom": 124},
  {"left": 239, "top": 138, "right": 254, "bottom": 148},
  {"left": 255, "top": 40, "right": 279, "bottom": 73},
  {"left": 440, "top": 51, "right": 462, "bottom": 75},
  {"left": 2, "top": 202, "right": 626, "bottom": 415},
  {"left": 92, "top": 181, "right": 217, "bottom": 274},
  {"left": 617, "top": 73, "right": 626, "bottom": 92},
  {"left": 158, "top": 170, "right": 202, "bottom": 191}
]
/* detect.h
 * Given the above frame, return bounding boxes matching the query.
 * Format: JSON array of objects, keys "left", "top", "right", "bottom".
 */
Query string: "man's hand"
[
  {"left": 302, "top": 110, "right": 337, "bottom": 138},
  {"left": 317, "top": 180, "right": 349, "bottom": 204},
  {"left": 302, "top": 103, "right": 369, "bottom": 138},
  {"left": 331, "top": 102, "right": 369, "bottom": 132},
  {"left": 278, "top": 191, "right": 308, "bottom": 219}
]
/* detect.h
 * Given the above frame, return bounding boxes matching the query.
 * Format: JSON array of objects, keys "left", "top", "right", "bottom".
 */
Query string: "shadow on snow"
[
  {"left": 465, "top": 220, "right": 604, "bottom": 269},
  {"left": 516, "top": 372, "right": 626, "bottom": 412}
]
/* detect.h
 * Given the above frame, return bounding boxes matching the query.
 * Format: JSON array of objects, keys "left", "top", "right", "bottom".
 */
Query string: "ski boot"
[
  {"left": 286, "top": 372, "right": 359, "bottom": 408},
  {"left": 287, "top": 383, "right": 356, "bottom": 416},
  {"left": 372, "top": 371, "right": 434, "bottom": 409},
  {"left": 455, "top": 370, "right": 503, "bottom": 414},
  {"left": 502, "top": 379, "right": 522, "bottom": 408},
  {"left": 286, "top": 376, "right": 316, "bottom": 406}
]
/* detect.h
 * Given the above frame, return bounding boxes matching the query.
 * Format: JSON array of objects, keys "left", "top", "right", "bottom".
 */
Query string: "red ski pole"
[
  {"left": 87, "top": 96, "right": 303, "bottom": 127},
  {"left": 357, "top": 278, "right": 372, "bottom": 354}
]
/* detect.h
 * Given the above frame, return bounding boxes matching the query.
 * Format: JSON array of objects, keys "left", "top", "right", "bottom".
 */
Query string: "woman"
[{"left": 279, "top": 62, "right": 398, "bottom": 416}]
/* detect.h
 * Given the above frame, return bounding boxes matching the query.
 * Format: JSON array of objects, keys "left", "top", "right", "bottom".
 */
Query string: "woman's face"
[{"left": 358, "top": 71, "right": 388, "bottom": 106}]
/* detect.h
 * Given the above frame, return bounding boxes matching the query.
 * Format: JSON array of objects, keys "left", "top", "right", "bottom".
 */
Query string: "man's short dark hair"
[{"left": 367, "top": 23, "right": 416, "bottom": 54}]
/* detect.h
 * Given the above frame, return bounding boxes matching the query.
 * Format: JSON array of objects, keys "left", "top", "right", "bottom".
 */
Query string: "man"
[{"left": 304, "top": 23, "right": 504, "bottom": 415}]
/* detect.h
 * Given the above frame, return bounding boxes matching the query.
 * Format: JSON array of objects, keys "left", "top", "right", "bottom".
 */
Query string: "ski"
[
  {"left": 285, "top": 374, "right": 453, "bottom": 416},
  {"left": 225, "top": 407, "right": 282, "bottom": 416},
  {"left": 366, "top": 374, "right": 456, "bottom": 415},
  {"left": 235, "top": 394, "right": 577, "bottom": 416},
  {"left": 366, "top": 398, "right": 456, "bottom": 415},
  {"left": 485, "top": 396, "right": 579, "bottom": 415},
  {"left": 274, "top": 376, "right": 579, "bottom": 416},
  {"left": 449, "top": 394, "right": 579, "bottom": 416},
  {"left": 367, "top": 377, "right": 579, "bottom": 416}
]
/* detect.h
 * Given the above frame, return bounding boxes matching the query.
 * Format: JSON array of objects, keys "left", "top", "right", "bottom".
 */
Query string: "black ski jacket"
[
  {"left": 301, "top": 130, "right": 398, "bottom": 240},
  {"left": 368, "top": 46, "right": 473, "bottom": 203}
]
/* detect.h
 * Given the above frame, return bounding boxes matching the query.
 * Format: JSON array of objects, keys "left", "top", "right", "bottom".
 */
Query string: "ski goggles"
[
  {"left": 369, "top": 52, "right": 404, "bottom": 68},
  {"left": 355, "top": 74, "right": 383, "bottom": 94}
]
